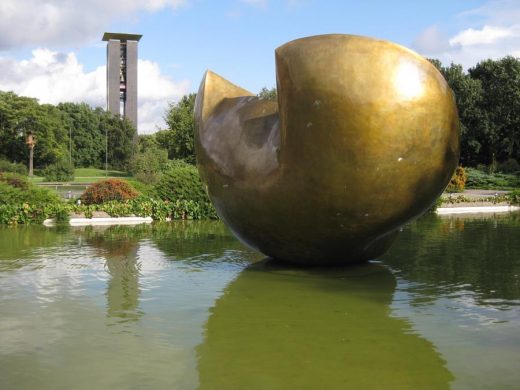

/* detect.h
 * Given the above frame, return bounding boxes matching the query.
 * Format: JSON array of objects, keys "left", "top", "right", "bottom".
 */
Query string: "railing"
[{"left": 37, "top": 182, "right": 92, "bottom": 199}]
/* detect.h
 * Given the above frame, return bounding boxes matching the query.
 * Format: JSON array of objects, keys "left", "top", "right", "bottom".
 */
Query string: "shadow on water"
[{"left": 196, "top": 259, "right": 453, "bottom": 390}]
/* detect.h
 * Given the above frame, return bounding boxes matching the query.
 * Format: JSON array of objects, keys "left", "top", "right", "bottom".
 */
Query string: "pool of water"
[{"left": 0, "top": 214, "right": 519, "bottom": 389}]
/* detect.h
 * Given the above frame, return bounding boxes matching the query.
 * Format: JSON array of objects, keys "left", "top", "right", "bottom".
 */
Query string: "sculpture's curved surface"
[{"left": 194, "top": 34, "right": 459, "bottom": 265}]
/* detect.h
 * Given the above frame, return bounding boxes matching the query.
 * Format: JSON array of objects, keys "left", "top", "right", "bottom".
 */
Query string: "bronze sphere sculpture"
[{"left": 194, "top": 34, "right": 459, "bottom": 265}]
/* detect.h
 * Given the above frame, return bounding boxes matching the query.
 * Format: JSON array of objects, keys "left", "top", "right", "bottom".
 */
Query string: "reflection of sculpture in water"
[
  {"left": 197, "top": 261, "right": 453, "bottom": 389},
  {"left": 194, "top": 34, "right": 460, "bottom": 265},
  {"left": 86, "top": 230, "right": 143, "bottom": 322}
]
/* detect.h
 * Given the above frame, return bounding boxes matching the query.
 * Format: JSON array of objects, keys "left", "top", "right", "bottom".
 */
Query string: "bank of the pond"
[
  {"left": 43, "top": 214, "right": 154, "bottom": 226},
  {"left": 436, "top": 205, "right": 520, "bottom": 214},
  {"left": 436, "top": 189, "right": 519, "bottom": 214}
]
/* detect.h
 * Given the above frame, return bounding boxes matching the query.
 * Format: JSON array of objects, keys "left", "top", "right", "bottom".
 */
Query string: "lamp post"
[{"left": 26, "top": 131, "right": 36, "bottom": 177}]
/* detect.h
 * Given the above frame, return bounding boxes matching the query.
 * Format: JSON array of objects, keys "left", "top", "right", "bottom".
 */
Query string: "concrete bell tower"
[{"left": 102, "top": 32, "right": 142, "bottom": 135}]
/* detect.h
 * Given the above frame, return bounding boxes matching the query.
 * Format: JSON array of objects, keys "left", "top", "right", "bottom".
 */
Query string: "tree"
[
  {"left": 57, "top": 102, "right": 104, "bottom": 168},
  {"left": 429, "top": 60, "right": 487, "bottom": 166},
  {"left": 158, "top": 93, "right": 197, "bottom": 163},
  {"left": 100, "top": 111, "right": 136, "bottom": 171},
  {"left": 258, "top": 87, "right": 277, "bottom": 100},
  {"left": 469, "top": 56, "right": 520, "bottom": 164},
  {"left": 0, "top": 91, "right": 68, "bottom": 168},
  {"left": 129, "top": 144, "right": 169, "bottom": 184}
]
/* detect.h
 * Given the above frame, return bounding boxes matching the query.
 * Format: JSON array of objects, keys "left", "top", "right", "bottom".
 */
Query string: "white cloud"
[
  {"left": 138, "top": 59, "right": 190, "bottom": 133},
  {"left": 0, "top": 0, "right": 187, "bottom": 49},
  {"left": 413, "top": 1, "right": 520, "bottom": 68},
  {"left": 449, "top": 25, "right": 518, "bottom": 46},
  {"left": 0, "top": 49, "right": 189, "bottom": 134}
]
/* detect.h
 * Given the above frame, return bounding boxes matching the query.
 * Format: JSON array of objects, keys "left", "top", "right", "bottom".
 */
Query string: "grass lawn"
[
  {"left": 74, "top": 167, "right": 130, "bottom": 178},
  {"left": 28, "top": 167, "right": 133, "bottom": 188}
]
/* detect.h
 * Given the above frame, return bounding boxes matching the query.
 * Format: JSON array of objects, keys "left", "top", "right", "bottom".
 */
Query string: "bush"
[
  {"left": 123, "top": 179, "right": 157, "bottom": 198},
  {"left": 129, "top": 146, "right": 169, "bottom": 185},
  {"left": 155, "top": 162, "right": 207, "bottom": 203},
  {"left": 498, "top": 158, "right": 520, "bottom": 174},
  {"left": 42, "top": 159, "right": 74, "bottom": 182},
  {"left": 0, "top": 173, "right": 60, "bottom": 205},
  {"left": 445, "top": 166, "right": 467, "bottom": 193},
  {"left": 0, "top": 159, "right": 27, "bottom": 175},
  {"left": 466, "top": 168, "right": 520, "bottom": 190},
  {"left": 0, "top": 172, "right": 29, "bottom": 190},
  {"left": 81, "top": 179, "right": 139, "bottom": 205},
  {"left": 154, "top": 162, "right": 217, "bottom": 218}
]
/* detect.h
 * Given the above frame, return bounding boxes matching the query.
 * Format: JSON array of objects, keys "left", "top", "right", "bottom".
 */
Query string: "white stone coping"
[
  {"left": 436, "top": 205, "right": 520, "bottom": 215},
  {"left": 43, "top": 216, "right": 153, "bottom": 226}
]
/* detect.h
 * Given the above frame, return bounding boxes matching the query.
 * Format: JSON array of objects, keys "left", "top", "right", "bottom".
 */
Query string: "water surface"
[{"left": 0, "top": 214, "right": 519, "bottom": 389}]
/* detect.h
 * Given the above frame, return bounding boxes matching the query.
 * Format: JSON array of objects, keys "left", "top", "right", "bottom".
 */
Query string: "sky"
[{"left": 1, "top": 0, "right": 520, "bottom": 134}]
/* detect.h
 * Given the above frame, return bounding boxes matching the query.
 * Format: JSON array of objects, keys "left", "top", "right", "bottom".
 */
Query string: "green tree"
[
  {"left": 469, "top": 56, "right": 520, "bottom": 164},
  {"left": 258, "top": 87, "right": 277, "bottom": 100},
  {"left": 129, "top": 145, "right": 169, "bottom": 184},
  {"left": 429, "top": 60, "right": 487, "bottom": 166},
  {"left": 0, "top": 91, "right": 68, "bottom": 168},
  {"left": 158, "top": 93, "right": 197, "bottom": 163},
  {"left": 57, "top": 102, "right": 104, "bottom": 168},
  {"left": 100, "top": 111, "right": 136, "bottom": 171}
]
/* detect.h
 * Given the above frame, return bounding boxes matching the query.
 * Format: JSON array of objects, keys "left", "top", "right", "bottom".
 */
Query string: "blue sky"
[{"left": 1, "top": 0, "right": 519, "bottom": 133}]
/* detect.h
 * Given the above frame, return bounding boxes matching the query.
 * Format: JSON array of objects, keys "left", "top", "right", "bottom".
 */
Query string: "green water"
[{"left": 0, "top": 215, "right": 519, "bottom": 389}]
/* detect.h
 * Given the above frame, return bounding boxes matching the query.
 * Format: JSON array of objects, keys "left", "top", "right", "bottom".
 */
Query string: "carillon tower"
[{"left": 102, "top": 32, "right": 142, "bottom": 132}]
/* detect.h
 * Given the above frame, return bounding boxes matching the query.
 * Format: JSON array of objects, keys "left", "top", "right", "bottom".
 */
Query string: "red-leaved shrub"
[{"left": 80, "top": 179, "right": 139, "bottom": 205}]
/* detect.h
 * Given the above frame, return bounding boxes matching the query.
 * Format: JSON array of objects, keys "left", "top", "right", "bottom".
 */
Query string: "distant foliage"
[
  {"left": 155, "top": 161, "right": 217, "bottom": 218},
  {"left": 129, "top": 142, "right": 169, "bottom": 185},
  {"left": 446, "top": 166, "right": 467, "bottom": 193},
  {"left": 0, "top": 172, "right": 29, "bottom": 190},
  {"left": 510, "top": 190, "right": 520, "bottom": 205},
  {"left": 498, "top": 158, "right": 520, "bottom": 174},
  {"left": 0, "top": 159, "right": 27, "bottom": 175},
  {"left": 80, "top": 179, "right": 139, "bottom": 205},
  {"left": 42, "top": 158, "right": 74, "bottom": 182},
  {"left": 155, "top": 161, "right": 205, "bottom": 202},
  {"left": 157, "top": 93, "right": 197, "bottom": 164},
  {"left": 257, "top": 87, "right": 277, "bottom": 100},
  {"left": 465, "top": 168, "right": 520, "bottom": 190},
  {"left": 429, "top": 56, "right": 520, "bottom": 167},
  {"left": 0, "top": 172, "right": 60, "bottom": 206}
]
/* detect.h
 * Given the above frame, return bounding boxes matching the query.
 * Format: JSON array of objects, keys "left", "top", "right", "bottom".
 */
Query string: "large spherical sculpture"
[{"left": 194, "top": 34, "right": 459, "bottom": 265}]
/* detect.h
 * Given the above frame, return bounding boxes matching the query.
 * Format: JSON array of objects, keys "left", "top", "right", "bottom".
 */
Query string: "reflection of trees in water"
[
  {"left": 382, "top": 213, "right": 520, "bottom": 304},
  {"left": 197, "top": 260, "right": 452, "bottom": 389},
  {"left": 78, "top": 221, "right": 253, "bottom": 323},
  {"left": 84, "top": 226, "right": 143, "bottom": 323},
  {"left": 150, "top": 221, "right": 249, "bottom": 261},
  {"left": 0, "top": 225, "right": 69, "bottom": 267}
]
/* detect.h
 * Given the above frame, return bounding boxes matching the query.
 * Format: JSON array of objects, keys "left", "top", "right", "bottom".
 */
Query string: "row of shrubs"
[
  {"left": 0, "top": 198, "right": 218, "bottom": 225},
  {"left": 0, "top": 161, "right": 218, "bottom": 224}
]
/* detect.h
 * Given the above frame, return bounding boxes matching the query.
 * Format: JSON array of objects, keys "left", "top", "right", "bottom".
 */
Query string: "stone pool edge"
[
  {"left": 436, "top": 205, "right": 520, "bottom": 215},
  {"left": 43, "top": 216, "right": 154, "bottom": 226}
]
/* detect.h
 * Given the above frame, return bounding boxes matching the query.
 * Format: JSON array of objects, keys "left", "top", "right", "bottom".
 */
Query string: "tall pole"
[
  {"left": 69, "top": 126, "right": 72, "bottom": 165},
  {"left": 29, "top": 145, "right": 34, "bottom": 177},
  {"left": 105, "top": 125, "right": 108, "bottom": 177}
]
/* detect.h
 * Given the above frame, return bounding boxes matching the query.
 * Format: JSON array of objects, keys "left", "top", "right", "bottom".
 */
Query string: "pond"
[{"left": 0, "top": 214, "right": 519, "bottom": 389}]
